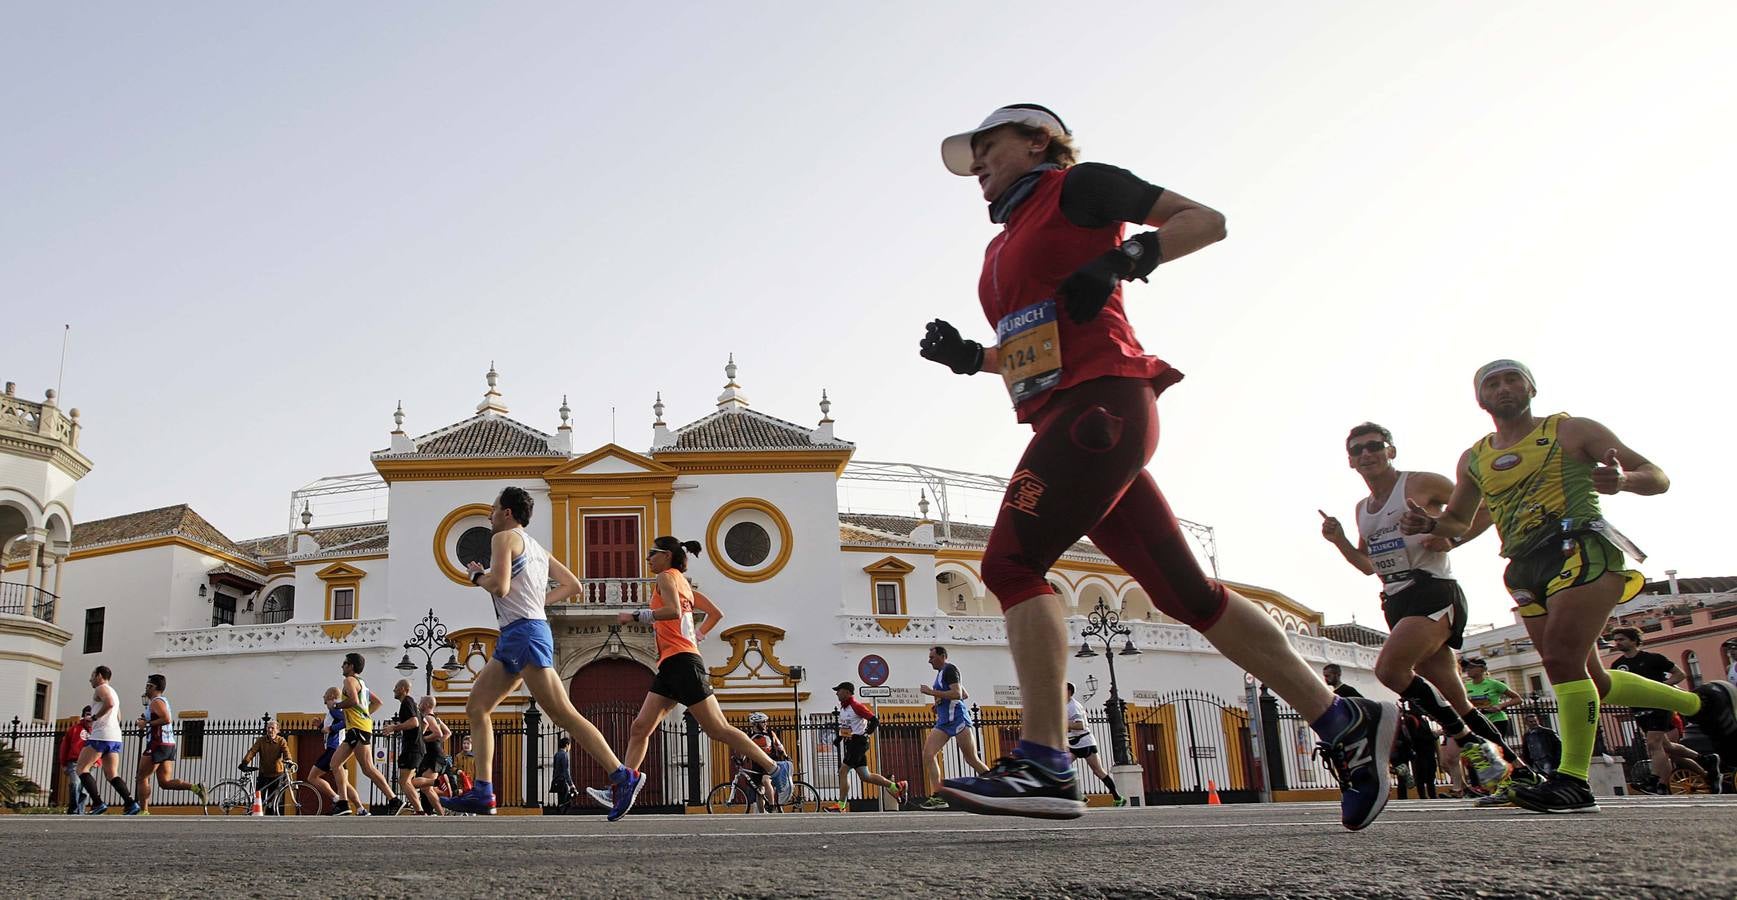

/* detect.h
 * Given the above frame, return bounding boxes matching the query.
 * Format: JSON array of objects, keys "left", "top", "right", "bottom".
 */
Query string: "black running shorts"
[
  {"left": 650, "top": 652, "right": 713, "bottom": 707},
  {"left": 1381, "top": 573, "right": 1470, "bottom": 650}
]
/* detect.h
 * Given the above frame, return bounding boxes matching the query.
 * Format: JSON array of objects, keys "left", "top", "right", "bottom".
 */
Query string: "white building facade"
[{"left": 13, "top": 362, "right": 1382, "bottom": 798}]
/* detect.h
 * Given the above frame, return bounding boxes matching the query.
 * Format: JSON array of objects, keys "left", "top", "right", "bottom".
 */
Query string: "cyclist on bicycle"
[
  {"left": 735, "top": 712, "right": 787, "bottom": 808},
  {"left": 240, "top": 719, "right": 293, "bottom": 815}
]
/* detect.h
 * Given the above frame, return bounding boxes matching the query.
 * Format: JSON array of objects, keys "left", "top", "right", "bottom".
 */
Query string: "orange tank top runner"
[{"left": 651, "top": 570, "right": 700, "bottom": 662}]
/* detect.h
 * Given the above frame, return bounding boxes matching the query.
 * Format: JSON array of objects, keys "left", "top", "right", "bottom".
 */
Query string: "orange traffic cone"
[
  {"left": 249, "top": 791, "right": 264, "bottom": 816},
  {"left": 1206, "top": 780, "right": 1222, "bottom": 805}
]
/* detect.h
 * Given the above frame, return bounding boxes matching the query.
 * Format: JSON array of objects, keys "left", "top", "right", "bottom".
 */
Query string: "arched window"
[
  {"left": 260, "top": 585, "right": 295, "bottom": 625},
  {"left": 1682, "top": 650, "right": 1702, "bottom": 689}
]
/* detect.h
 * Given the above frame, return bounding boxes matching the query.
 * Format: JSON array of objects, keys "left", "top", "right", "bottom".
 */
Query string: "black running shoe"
[
  {"left": 327, "top": 806, "right": 352, "bottom": 816},
  {"left": 937, "top": 756, "right": 1085, "bottom": 820},
  {"left": 1316, "top": 698, "right": 1398, "bottom": 831},
  {"left": 1701, "top": 753, "right": 1722, "bottom": 795},
  {"left": 1512, "top": 774, "right": 1599, "bottom": 813},
  {"left": 385, "top": 796, "right": 406, "bottom": 816}
]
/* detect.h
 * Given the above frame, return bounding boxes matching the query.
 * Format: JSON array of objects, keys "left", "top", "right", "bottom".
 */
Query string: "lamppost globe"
[{"left": 395, "top": 653, "right": 416, "bottom": 673}]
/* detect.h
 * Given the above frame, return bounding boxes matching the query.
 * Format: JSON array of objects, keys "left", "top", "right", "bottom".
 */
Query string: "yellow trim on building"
[
  {"left": 656, "top": 448, "right": 853, "bottom": 477},
  {"left": 433, "top": 504, "right": 494, "bottom": 587},
  {"left": 4, "top": 535, "right": 269, "bottom": 575},
  {"left": 545, "top": 445, "right": 678, "bottom": 576},
  {"left": 862, "top": 556, "right": 913, "bottom": 619},
  {"left": 372, "top": 456, "right": 566, "bottom": 483},
  {"left": 705, "top": 498, "right": 794, "bottom": 584}
]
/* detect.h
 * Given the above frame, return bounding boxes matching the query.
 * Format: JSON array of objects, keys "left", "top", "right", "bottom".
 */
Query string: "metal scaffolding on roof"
[
  {"left": 285, "top": 472, "right": 388, "bottom": 540},
  {"left": 841, "top": 460, "right": 1219, "bottom": 578}
]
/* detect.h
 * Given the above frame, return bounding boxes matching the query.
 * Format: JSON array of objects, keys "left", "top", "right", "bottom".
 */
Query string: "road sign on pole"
[{"left": 858, "top": 686, "right": 893, "bottom": 699}]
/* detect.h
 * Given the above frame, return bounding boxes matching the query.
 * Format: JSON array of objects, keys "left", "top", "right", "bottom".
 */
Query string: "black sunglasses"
[{"left": 1348, "top": 440, "right": 1389, "bottom": 457}]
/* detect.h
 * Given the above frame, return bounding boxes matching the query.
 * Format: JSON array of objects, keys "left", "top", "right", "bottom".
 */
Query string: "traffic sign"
[
  {"left": 858, "top": 654, "right": 889, "bottom": 687},
  {"left": 858, "top": 686, "right": 893, "bottom": 699}
]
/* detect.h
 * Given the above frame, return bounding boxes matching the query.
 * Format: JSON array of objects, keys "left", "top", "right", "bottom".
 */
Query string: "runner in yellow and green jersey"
[{"left": 1400, "top": 359, "right": 1737, "bottom": 813}]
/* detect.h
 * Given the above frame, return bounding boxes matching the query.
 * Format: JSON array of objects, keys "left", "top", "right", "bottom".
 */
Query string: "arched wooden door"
[{"left": 568, "top": 658, "right": 663, "bottom": 806}]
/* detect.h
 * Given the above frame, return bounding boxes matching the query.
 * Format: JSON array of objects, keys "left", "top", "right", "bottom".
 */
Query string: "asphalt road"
[{"left": 6, "top": 796, "right": 1735, "bottom": 899}]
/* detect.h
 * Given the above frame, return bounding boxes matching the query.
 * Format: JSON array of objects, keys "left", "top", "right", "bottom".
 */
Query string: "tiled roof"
[
  {"left": 839, "top": 524, "right": 922, "bottom": 547},
  {"left": 236, "top": 522, "right": 389, "bottom": 561},
  {"left": 659, "top": 408, "right": 853, "bottom": 453},
  {"left": 837, "top": 512, "right": 1107, "bottom": 562},
  {"left": 373, "top": 414, "right": 562, "bottom": 459},
  {"left": 48, "top": 505, "right": 259, "bottom": 566},
  {"left": 206, "top": 563, "right": 267, "bottom": 586},
  {"left": 1321, "top": 622, "right": 1390, "bottom": 648}
]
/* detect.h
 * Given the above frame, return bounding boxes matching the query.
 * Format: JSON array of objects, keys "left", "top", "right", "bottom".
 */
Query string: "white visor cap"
[{"left": 940, "top": 105, "right": 1069, "bottom": 176}]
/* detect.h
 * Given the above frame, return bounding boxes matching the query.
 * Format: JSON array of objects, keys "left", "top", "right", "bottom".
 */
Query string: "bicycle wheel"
[
  {"left": 705, "top": 782, "right": 751, "bottom": 814},
  {"left": 286, "top": 780, "right": 327, "bottom": 816},
  {"left": 777, "top": 781, "right": 821, "bottom": 813},
  {"left": 211, "top": 780, "right": 253, "bottom": 815}
]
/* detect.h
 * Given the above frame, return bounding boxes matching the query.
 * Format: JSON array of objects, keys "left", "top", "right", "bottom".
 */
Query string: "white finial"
[
  {"left": 653, "top": 391, "right": 666, "bottom": 426},
  {"left": 558, "top": 394, "right": 571, "bottom": 429},
  {"left": 392, "top": 401, "right": 405, "bottom": 433},
  {"left": 477, "top": 362, "right": 509, "bottom": 414},
  {"left": 918, "top": 489, "right": 931, "bottom": 520},
  {"left": 299, "top": 501, "right": 312, "bottom": 529},
  {"left": 716, "top": 356, "right": 750, "bottom": 409},
  {"left": 818, "top": 389, "right": 833, "bottom": 425}
]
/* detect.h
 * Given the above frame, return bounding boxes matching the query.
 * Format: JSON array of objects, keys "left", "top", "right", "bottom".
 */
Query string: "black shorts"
[
  {"left": 398, "top": 743, "right": 423, "bottom": 771},
  {"left": 315, "top": 747, "right": 336, "bottom": 771},
  {"left": 842, "top": 735, "right": 870, "bottom": 769},
  {"left": 1491, "top": 716, "right": 1516, "bottom": 739},
  {"left": 1381, "top": 573, "right": 1470, "bottom": 650},
  {"left": 1070, "top": 744, "right": 1099, "bottom": 760},
  {"left": 146, "top": 745, "right": 178, "bottom": 764},
  {"left": 417, "top": 746, "right": 447, "bottom": 775},
  {"left": 343, "top": 729, "right": 373, "bottom": 747},
  {"left": 650, "top": 653, "right": 713, "bottom": 707},
  {"left": 1635, "top": 709, "right": 1676, "bottom": 733}
]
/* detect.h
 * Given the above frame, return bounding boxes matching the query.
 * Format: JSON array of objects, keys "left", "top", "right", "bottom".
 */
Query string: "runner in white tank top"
[
  {"left": 135, "top": 673, "right": 206, "bottom": 810},
  {"left": 1356, "top": 471, "right": 1452, "bottom": 594},
  {"left": 448, "top": 486, "right": 643, "bottom": 819},
  {"left": 76, "top": 666, "right": 140, "bottom": 814},
  {"left": 493, "top": 526, "right": 550, "bottom": 628},
  {"left": 1319, "top": 423, "right": 1538, "bottom": 793}
]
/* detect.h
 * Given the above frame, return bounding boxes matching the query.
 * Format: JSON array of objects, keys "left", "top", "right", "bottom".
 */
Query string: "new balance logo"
[
  {"left": 1343, "top": 736, "right": 1373, "bottom": 770},
  {"left": 1002, "top": 770, "right": 1048, "bottom": 791}
]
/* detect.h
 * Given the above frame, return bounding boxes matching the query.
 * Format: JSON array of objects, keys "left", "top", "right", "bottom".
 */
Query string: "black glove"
[
  {"left": 866, "top": 715, "right": 879, "bottom": 736},
  {"left": 1056, "top": 231, "right": 1161, "bottom": 324},
  {"left": 918, "top": 319, "right": 984, "bottom": 375}
]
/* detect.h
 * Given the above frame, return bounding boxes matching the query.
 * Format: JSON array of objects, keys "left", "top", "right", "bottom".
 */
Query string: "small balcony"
[
  {"left": 0, "top": 582, "right": 56, "bottom": 623},
  {"left": 153, "top": 616, "right": 393, "bottom": 658},
  {"left": 554, "top": 578, "right": 658, "bottom": 611}
]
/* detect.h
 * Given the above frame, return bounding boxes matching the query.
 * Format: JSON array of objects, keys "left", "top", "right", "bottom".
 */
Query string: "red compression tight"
[{"left": 982, "top": 377, "right": 1228, "bottom": 628}]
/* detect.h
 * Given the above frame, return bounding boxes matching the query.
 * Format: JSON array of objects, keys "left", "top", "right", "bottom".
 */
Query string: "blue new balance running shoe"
[
  {"left": 607, "top": 767, "right": 644, "bottom": 822},
  {"left": 444, "top": 786, "right": 497, "bottom": 815},
  {"left": 936, "top": 755, "right": 1084, "bottom": 820},
  {"left": 1316, "top": 697, "right": 1398, "bottom": 831}
]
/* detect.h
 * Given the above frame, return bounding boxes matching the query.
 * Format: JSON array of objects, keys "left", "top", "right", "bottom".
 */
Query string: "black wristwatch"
[
  {"left": 1118, "top": 239, "right": 1146, "bottom": 265},
  {"left": 469, "top": 569, "right": 485, "bottom": 585}
]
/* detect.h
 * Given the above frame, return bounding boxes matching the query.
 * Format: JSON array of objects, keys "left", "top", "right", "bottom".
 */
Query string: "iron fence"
[
  {"left": 6, "top": 696, "right": 1668, "bottom": 811},
  {"left": 0, "top": 582, "right": 56, "bottom": 622}
]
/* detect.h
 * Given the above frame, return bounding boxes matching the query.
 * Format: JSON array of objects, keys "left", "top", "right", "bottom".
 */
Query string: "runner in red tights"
[{"left": 920, "top": 104, "right": 1397, "bottom": 829}]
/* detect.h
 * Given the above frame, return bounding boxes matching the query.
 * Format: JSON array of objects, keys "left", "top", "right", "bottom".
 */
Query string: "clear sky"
[{"left": 4, "top": 2, "right": 1732, "bottom": 630}]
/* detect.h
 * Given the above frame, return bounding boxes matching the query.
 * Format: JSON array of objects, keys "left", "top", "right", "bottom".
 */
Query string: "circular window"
[
  {"left": 724, "top": 521, "right": 770, "bottom": 567},
  {"left": 705, "top": 498, "right": 793, "bottom": 583},
  {"left": 457, "top": 527, "right": 494, "bottom": 569}
]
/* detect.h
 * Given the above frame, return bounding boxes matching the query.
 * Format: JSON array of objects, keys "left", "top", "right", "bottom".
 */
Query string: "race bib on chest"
[
  {"left": 996, "top": 300, "right": 1063, "bottom": 404},
  {"left": 1367, "top": 527, "right": 1415, "bottom": 591}
]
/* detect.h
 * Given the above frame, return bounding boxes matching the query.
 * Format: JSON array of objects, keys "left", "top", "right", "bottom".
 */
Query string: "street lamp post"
[
  {"left": 1076, "top": 597, "right": 1141, "bottom": 768},
  {"left": 397, "top": 607, "right": 463, "bottom": 697}
]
